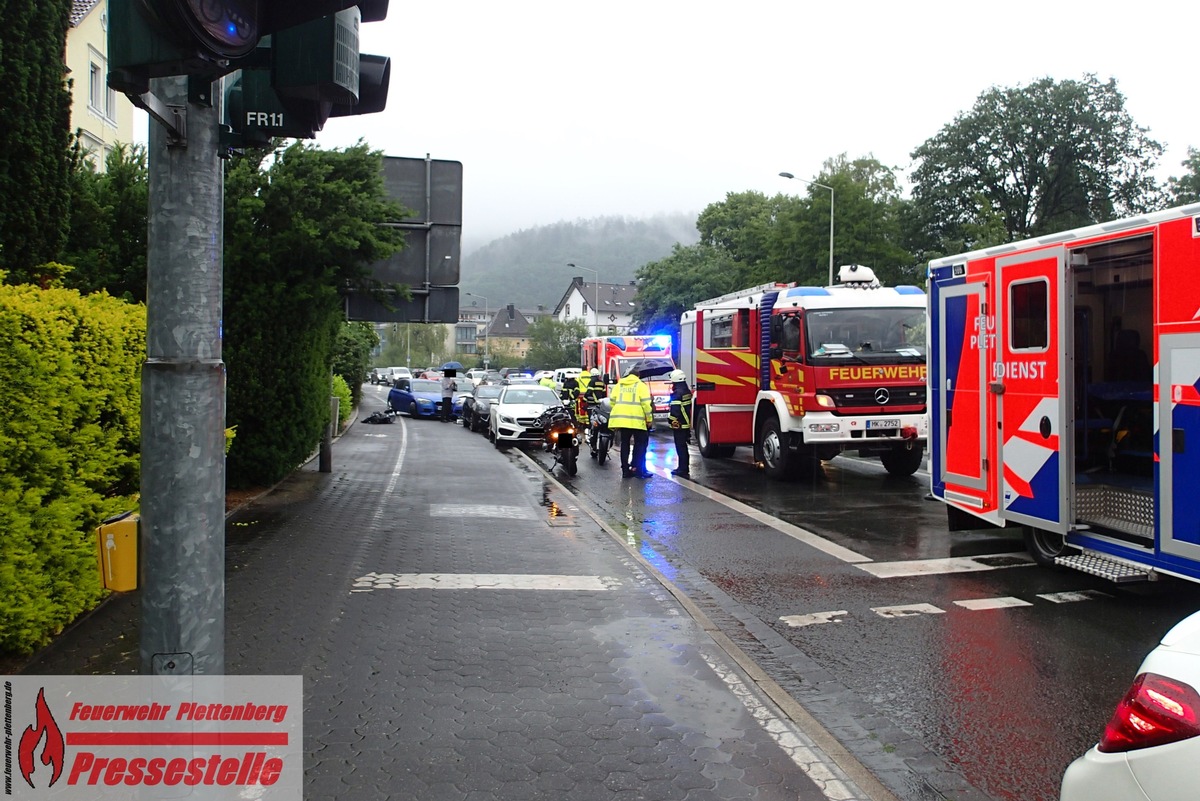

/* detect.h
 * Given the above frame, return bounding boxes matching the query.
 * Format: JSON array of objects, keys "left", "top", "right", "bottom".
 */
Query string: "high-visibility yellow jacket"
[{"left": 608, "top": 374, "right": 652, "bottom": 430}]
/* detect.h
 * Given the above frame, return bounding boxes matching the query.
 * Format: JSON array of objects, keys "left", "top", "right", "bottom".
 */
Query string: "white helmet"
[
  {"left": 668, "top": 369, "right": 686, "bottom": 383},
  {"left": 589, "top": 367, "right": 600, "bottom": 376}
]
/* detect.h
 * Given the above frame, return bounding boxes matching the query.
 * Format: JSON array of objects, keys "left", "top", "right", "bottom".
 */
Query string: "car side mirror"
[{"left": 769, "top": 346, "right": 782, "bottom": 360}]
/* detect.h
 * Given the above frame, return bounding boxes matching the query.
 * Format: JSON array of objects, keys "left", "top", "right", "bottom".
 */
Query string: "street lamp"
[
  {"left": 465, "top": 292, "right": 489, "bottom": 368},
  {"left": 779, "top": 172, "right": 835, "bottom": 286},
  {"left": 566, "top": 262, "right": 599, "bottom": 335}
]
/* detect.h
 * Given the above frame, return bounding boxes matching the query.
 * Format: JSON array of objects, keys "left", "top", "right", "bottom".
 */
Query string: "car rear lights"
[{"left": 1099, "top": 672, "right": 1200, "bottom": 752}]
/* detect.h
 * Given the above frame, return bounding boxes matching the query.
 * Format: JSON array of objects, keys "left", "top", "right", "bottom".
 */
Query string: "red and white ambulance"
[
  {"left": 580, "top": 335, "right": 676, "bottom": 419},
  {"left": 679, "top": 265, "right": 928, "bottom": 478},
  {"left": 929, "top": 205, "right": 1200, "bottom": 583}
]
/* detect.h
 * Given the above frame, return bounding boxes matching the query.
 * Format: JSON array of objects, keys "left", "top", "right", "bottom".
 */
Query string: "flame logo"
[{"left": 18, "top": 687, "right": 65, "bottom": 788}]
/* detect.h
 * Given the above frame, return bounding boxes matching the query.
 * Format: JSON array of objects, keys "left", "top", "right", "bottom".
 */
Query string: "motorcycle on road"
[
  {"left": 586, "top": 399, "right": 614, "bottom": 466},
  {"left": 537, "top": 405, "right": 580, "bottom": 477}
]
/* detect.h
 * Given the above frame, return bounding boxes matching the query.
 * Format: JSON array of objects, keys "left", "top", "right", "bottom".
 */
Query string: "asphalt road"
[{"left": 431, "top": 386, "right": 1200, "bottom": 801}]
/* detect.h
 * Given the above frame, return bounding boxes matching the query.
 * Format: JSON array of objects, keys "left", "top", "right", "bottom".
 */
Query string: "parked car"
[
  {"left": 387, "top": 378, "right": 444, "bottom": 418},
  {"left": 369, "top": 367, "right": 387, "bottom": 384},
  {"left": 1060, "top": 609, "right": 1200, "bottom": 800},
  {"left": 488, "top": 385, "right": 561, "bottom": 448},
  {"left": 462, "top": 383, "right": 504, "bottom": 433}
]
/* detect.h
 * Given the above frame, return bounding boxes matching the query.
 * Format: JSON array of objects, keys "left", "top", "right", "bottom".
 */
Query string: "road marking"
[
  {"left": 780, "top": 611, "right": 848, "bottom": 627},
  {"left": 667, "top": 479, "right": 872, "bottom": 564},
  {"left": 855, "top": 553, "right": 1034, "bottom": 578},
  {"left": 953, "top": 596, "right": 1032, "bottom": 611},
  {"left": 430, "top": 503, "right": 536, "bottom": 519},
  {"left": 1037, "top": 589, "right": 1112, "bottom": 603},
  {"left": 871, "top": 603, "right": 945, "bottom": 618},
  {"left": 351, "top": 573, "right": 618, "bottom": 591}
]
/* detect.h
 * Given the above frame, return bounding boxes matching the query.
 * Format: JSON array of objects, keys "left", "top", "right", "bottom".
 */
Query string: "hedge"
[{"left": 0, "top": 284, "right": 144, "bottom": 655}]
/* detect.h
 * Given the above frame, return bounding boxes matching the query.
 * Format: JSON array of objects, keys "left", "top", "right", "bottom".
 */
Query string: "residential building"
[
  {"left": 554, "top": 276, "right": 639, "bottom": 334},
  {"left": 66, "top": 0, "right": 135, "bottom": 171}
]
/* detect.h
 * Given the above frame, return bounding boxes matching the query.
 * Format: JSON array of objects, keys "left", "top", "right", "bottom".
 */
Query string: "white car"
[
  {"left": 1060, "top": 610, "right": 1200, "bottom": 801},
  {"left": 488, "top": 385, "right": 562, "bottom": 448}
]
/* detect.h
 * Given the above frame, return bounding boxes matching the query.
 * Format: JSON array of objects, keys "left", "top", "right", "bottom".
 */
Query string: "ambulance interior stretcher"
[{"left": 1070, "top": 235, "right": 1154, "bottom": 545}]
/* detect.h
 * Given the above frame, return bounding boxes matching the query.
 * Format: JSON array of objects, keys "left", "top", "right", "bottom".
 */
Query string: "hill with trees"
[{"left": 460, "top": 214, "right": 699, "bottom": 311}]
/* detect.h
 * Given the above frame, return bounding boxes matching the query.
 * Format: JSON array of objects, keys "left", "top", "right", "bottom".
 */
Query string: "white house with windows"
[
  {"left": 66, "top": 0, "right": 135, "bottom": 171},
  {"left": 553, "top": 276, "right": 639, "bottom": 335}
]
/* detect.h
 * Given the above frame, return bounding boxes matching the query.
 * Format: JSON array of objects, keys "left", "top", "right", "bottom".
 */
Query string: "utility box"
[{"left": 96, "top": 512, "right": 138, "bottom": 592}]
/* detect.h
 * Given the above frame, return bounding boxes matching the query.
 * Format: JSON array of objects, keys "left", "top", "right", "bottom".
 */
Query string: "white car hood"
[{"left": 496, "top": 403, "right": 549, "bottom": 418}]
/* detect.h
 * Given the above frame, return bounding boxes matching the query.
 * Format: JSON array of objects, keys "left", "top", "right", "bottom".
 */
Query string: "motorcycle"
[
  {"left": 537, "top": 405, "right": 580, "bottom": 477},
  {"left": 586, "top": 399, "right": 614, "bottom": 466}
]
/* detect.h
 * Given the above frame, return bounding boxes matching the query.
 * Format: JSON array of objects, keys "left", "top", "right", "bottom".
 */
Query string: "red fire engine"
[
  {"left": 580, "top": 335, "right": 676, "bottom": 419},
  {"left": 679, "top": 265, "right": 928, "bottom": 478}
]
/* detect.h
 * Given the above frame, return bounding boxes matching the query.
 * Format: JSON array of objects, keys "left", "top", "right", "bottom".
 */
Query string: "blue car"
[{"left": 387, "top": 378, "right": 445, "bottom": 418}]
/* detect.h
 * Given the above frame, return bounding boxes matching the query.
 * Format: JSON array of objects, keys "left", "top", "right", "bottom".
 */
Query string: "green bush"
[
  {"left": 0, "top": 284, "right": 144, "bottom": 655},
  {"left": 331, "top": 375, "right": 352, "bottom": 429}
]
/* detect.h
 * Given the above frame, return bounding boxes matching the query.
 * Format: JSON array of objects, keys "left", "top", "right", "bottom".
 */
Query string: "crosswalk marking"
[
  {"left": 780, "top": 589, "right": 1104, "bottom": 627},
  {"left": 871, "top": 603, "right": 945, "bottom": 618},
  {"left": 430, "top": 504, "right": 536, "bottom": 519},
  {"left": 1037, "top": 589, "right": 1112, "bottom": 603},
  {"left": 855, "top": 554, "right": 1034, "bottom": 579},
  {"left": 780, "top": 611, "right": 848, "bottom": 628},
  {"left": 953, "top": 597, "right": 1032, "bottom": 611},
  {"left": 351, "top": 572, "right": 619, "bottom": 591}
]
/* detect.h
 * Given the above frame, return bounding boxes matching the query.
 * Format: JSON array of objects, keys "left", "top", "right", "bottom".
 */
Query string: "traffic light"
[
  {"left": 223, "top": 4, "right": 391, "bottom": 145},
  {"left": 107, "top": 0, "right": 371, "bottom": 95}
]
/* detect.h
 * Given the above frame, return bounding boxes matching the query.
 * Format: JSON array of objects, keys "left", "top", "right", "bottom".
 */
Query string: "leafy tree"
[
  {"left": 696, "top": 191, "right": 797, "bottom": 268},
  {"left": 377, "top": 323, "right": 452, "bottom": 371},
  {"left": 910, "top": 75, "right": 1164, "bottom": 256},
  {"left": 525, "top": 317, "right": 588, "bottom": 369},
  {"left": 332, "top": 321, "right": 378, "bottom": 406},
  {"left": 632, "top": 243, "right": 742, "bottom": 343},
  {"left": 61, "top": 144, "right": 149, "bottom": 301},
  {"left": 223, "top": 141, "right": 406, "bottom": 487},
  {"left": 1167, "top": 147, "right": 1200, "bottom": 205},
  {"left": 0, "top": 0, "right": 74, "bottom": 283}
]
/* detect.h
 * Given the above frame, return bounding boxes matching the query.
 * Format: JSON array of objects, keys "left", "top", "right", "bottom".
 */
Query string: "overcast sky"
[{"left": 301, "top": 1, "right": 1192, "bottom": 245}]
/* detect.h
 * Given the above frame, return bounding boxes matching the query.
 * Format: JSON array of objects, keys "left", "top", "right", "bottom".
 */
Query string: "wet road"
[
  {"left": 374, "top": 384, "right": 1200, "bottom": 801},
  {"left": 513, "top": 423, "right": 1200, "bottom": 801}
]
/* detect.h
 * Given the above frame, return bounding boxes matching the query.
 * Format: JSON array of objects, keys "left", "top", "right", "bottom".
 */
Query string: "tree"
[
  {"left": 377, "top": 323, "right": 451, "bottom": 370},
  {"left": 0, "top": 0, "right": 74, "bottom": 283},
  {"left": 632, "top": 242, "right": 742, "bottom": 344},
  {"left": 223, "top": 141, "right": 407, "bottom": 487},
  {"left": 525, "top": 317, "right": 589, "bottom": 369},
  {"left": 910, "top": 75, "right": 1164, "bottom": 256},
  {"left": 61, "top": 144, "right": 149, "bottom": 301},
  {"left": 1168, "top": 147, "right": 1200, "bottom": 206},
  {"left": 332, "top": 321, "right": 379, "bottom": 407},
  {"left": 696, "top": 191, "right": 797, "bottom": 268}
]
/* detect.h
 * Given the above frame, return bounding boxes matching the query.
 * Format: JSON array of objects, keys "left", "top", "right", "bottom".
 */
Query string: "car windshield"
[
  {"left": 410, "top": 380, "right": 441, "bottom": 393},
  {"left": 475, "top": 386, "right": 502, "bottom": 399},
  {"left": 502, "top": 388, "right": 559, "bottom": 405}
]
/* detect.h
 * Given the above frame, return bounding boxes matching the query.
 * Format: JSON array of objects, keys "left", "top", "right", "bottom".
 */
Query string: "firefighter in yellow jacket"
[{"left": 608, "top": 367, "right": 654, "bottom": 479}]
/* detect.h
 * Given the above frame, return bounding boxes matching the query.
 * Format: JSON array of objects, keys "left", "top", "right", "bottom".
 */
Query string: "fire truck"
[
  {"left": 679, "top": 265, "right": 928, "bottom": 479},
  {"left": 580, "top": 334, "right": 677, "bottom": 419},
  {"left": 928, "top": 205, "right": 1200, "bottom": 584}
]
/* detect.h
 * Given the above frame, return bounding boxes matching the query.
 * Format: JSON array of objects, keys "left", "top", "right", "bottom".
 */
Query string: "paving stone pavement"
[{"left": 22, "top": 412, "right": 892, "bottom": 801}]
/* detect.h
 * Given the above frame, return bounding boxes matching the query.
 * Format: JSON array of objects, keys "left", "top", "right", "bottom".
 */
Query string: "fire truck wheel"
[
  {"left": 1024, "top": 526, "right": 1068, "bottom": 567},
  {"left": 759, "top": 417, "right": 790, "bottom": 481},
  {"left": 880, "top": 444, "right": 924, "bottom": 476}
]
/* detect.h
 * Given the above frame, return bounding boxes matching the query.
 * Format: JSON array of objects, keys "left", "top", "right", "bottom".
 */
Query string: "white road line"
[
  {"left": 370, "top": 415, "right": 407, "bottom": 529},
  {"left": 1037, "top": 589, "right": 1112, "bottom": 603},
  {"left": 855, "top": 554, "right": 1034, "bottom": 578},
  {"left": 351, "top": 573, "right": 616, "bottom": 591},
  {"left": 871, "top": 603, "right": 945, "bottom": 618},
  {"left": 699, "top": 651, "right": 870, "bottom": 801},
  {"left": 953, "top": 597, "right": 1033, "bottom": 611},
  {"left": 780, "top": 611, "right": 848, "bottom": 627},
  {"left": 430, "top": 503, "right": 536, "bottom": 519},
  {"left": 667, "top": 478, "right": 872, "bottom": 564}
]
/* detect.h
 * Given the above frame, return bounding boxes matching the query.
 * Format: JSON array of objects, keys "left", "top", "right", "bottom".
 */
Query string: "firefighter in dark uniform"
[{"left": 667, "top": 369, "right": 692, "bottom": 478}]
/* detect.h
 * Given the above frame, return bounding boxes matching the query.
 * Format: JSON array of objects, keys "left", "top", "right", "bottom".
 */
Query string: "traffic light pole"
[{"left": 140, "top": 75, "right": 226, "bottom": 676}]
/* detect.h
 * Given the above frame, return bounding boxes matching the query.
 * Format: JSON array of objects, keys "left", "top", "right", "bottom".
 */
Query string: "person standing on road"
[
  {"left": 440, "top": 370, "right": 457, "bottom": 423},
  {"left": 667, "top": 369, "right": 692, "bottom": 478},
  {"left": 608, "top": 367, "right": 653, "bottom": 479}
]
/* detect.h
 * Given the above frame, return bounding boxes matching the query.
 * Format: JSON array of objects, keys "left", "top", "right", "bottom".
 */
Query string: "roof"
[
  {"left": 488, "top": 306, "right": 533, "bottom": 338},
  {"left": 70, "top": 0, "right": 101, "bottom": 27},
  {"left": 553, "top": 278, "right": 639, "bottom": 316}
]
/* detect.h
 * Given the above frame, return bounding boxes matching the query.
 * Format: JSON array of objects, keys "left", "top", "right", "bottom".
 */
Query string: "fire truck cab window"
[
  {"left": 779, "top": 315, "right": 801, "bottom": 352},
  {"left": 1010, "top": 279, "right": 1049, "bottom": 351},
  {"left": 706, "top": 313, "right": 735, "bottom": 348}
]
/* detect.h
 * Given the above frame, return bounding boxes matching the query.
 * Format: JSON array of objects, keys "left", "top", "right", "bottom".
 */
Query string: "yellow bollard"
[{"left": 96, "top": 512, "right": 138, "bottom": 592}]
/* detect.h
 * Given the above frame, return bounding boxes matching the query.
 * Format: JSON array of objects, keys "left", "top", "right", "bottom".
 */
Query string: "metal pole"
[
  {"left": 141, "top": 75, "right": 225, "bottom": 676},
  {"left": 778, "top": 172, "right": 835, "bottom": 285}
]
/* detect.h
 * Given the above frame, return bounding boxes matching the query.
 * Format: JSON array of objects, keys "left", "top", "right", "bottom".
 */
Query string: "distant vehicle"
[
  {"left": 553, "top": 367, "right": 582, "bottom": 389},
  {"left": 1060, "top": 609, "right": 1200, "bottom": 800},
  {"left": 387, "top": 378, "right": 444, "bottom": 418},
  {"left": 466, "top": 368, "right": 488, "bottom": 383},
  {"left": 488, "top": 385, "right": 561, "bottom": 448}
]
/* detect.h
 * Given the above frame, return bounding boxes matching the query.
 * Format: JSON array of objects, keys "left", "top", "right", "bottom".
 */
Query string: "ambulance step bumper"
[{"left": 1055, "top": 551, "right": 1151, "bottom": 583}]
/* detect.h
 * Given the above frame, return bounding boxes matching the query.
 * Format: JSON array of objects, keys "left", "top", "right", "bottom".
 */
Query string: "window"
[
  {"left": 565, "top": 304, "right": 570, "bottom": 316},
  {"left": 1010, "top": 279, "right": 1048, "bottom": 351},
  {"left": 705, "top": 313, "right": 735, "bottom": 348},
  {"left": 88, "top": 54, "right": 116, "bottom": 121}
]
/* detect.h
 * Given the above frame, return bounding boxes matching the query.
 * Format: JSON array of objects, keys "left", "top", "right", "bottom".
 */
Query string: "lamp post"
[
  {"left": 566, "top": 262, "right": 599, "bottom": 335},
  {"left": 466, "top": 292, "right": 489, "bottom": 368},
  {"left": 779, "top": 172, "right": 835, "bottom": 286}
]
